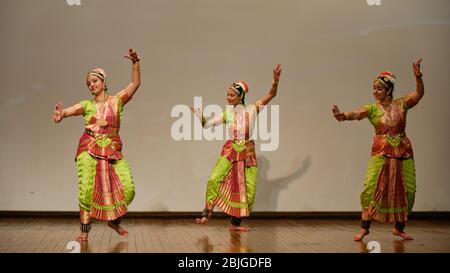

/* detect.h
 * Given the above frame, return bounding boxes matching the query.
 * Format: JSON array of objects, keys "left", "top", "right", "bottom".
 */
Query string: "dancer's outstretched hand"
[
  {"left": 332, "top": 105, "right": 345, "bottom": 121},
  {"left": 52, "top": 102, "right": 63, "bottom": 123},
  {"left": 190, "top": 107, "right": 203, "bottom": 119}
]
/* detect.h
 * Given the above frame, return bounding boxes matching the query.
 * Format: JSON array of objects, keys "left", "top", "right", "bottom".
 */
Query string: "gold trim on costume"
[{"left": 85, "top": 130, "right": 119, "bottom": 139}]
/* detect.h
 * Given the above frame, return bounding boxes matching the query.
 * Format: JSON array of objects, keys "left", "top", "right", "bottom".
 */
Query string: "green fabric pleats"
[
  {"left": 205, "top": 156, "right": 232, "bottom": 205},
  {"left": 360, "top": 156, "right": 386, "bottom": 209},
  {"left": 76, "top": 151, "right": 135, "bottom": 212},
  {"left": 77, "top": 151, "right": 97, "bottom": 211},
  {"left": 205, "top": 156, "right": 258, "bottom": 213},
  {"left": 244, "top": 166, "right": 258, "bottom": 211},
  {"left": 403, "top": 158, "right": 416, "bottom": 213}
]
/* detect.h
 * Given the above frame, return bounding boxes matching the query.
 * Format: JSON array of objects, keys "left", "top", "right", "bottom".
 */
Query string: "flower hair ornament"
[
  {"left": 230, "top": 80, "right": 249, "bottom": 105},
  {"left": 376, "top": 71, "right": 396, "bottom": 92}
]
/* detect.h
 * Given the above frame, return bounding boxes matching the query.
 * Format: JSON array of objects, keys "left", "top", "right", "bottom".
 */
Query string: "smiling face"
[
  {"left": 372, "top": 80, "right": 389, "bottom": 102},
  {"left": 86, "top": 75, "right": 106, "bottom": 96},
  {"left": 226, "top": 88, "right": 242, "bottom": 106}
]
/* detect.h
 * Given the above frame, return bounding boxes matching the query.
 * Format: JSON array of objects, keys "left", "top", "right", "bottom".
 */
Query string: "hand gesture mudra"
[
  {"left": 413, "top": 58, "right": 422, "bottom": 78},
  {"left": 332, "top": 105, "right": 346, "bottom": 122},
  {"left": 125, "top": 48, "right": 140, "bottom": 63},
  {"left": 273, "top": 64, "right": 282, "bottom": 82},
  {"left": 190, "top": 107, "right": 203, "bottom": 119},
  {"left": 52, "top": 102, "right": 63, "bottom": 123}
]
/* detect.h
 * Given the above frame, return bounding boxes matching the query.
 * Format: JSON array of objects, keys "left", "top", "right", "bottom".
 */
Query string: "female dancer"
[
  {"left": 332, "top": 59, "right": 424, "bottom": 241},
  {"left": 52, "top": 49, "right": 141, "bottom": 241},
  {"left": 192, "top": 64, "right": 282, "bottom": 231}
]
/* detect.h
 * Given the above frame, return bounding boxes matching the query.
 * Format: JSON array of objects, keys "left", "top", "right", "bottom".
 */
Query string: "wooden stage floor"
[{"left": 0, "top": 217, "right": 449, "bottom": 253}]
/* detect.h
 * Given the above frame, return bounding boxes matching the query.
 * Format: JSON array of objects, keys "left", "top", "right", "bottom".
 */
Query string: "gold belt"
[
  {"left": 376, "top": 133, "right": 405, "bottom": 146},
  {"left": 376, "top": 133, "right": 405, "bottom": 137},
  {"left": 376, "top": 133, "right": 406, "bottom": 138},
  {"left": 85, "top": 130, "right": 118, "bottom": 139},
  {"left": 233, "top": 139, "right": 250, "bottom": 146}
]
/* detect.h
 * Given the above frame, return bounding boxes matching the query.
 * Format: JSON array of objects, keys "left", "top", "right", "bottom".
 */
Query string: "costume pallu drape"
[
  {"left": 74, "top": 91, "right": 135, "bottom": 222},
  {"left": 204, "top": 104, "right": 258, "bottom": 218},
  {"left": 359, "top": 95, "right": 417, "bottom": 223}
]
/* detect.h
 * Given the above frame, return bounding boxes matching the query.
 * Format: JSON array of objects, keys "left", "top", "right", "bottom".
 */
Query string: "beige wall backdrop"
[{"left": 0, "top": 0, "right": 449, "bottom": 212}]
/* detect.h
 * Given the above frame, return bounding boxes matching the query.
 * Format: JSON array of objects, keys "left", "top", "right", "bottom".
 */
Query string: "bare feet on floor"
[
  {"left": 392, "top": 228, "right": 413, "bottom": 240},
  {"left": 107, "top": 222, "right": 129, "bottom": 236},
  {"left": 354, "top": 228, "right": 369, "bottom": 241},
  {"left": 76, "top": 232, "right": 89, "bottom": 242},
  {"left": 229, "top": 226, "right": 250, "bottom": 232},
  {"left": 196, "top": 217, "right": 209, "bottom": 224}
]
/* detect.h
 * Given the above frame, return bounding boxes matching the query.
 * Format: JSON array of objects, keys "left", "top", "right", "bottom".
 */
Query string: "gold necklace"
[
  {"left": 95, "top": 94, "right": 109, "bottom": 127},
  {"left": 94, "top": 93, "right": 108, "bottom": 103}
]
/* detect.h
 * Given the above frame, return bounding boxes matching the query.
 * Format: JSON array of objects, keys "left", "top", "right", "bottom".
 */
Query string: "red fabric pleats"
[
  {"left": 369, "top": 158, "right": 408, "bottom": 222},
  {"left": 216, "top": 161, "right": 249, "bottom": 218},
  {"left": 90, "top": 159, "right": 128, "bottom": 221}
]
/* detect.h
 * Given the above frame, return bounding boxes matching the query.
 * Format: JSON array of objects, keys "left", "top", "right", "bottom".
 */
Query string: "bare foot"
[
  {"left": 196, "top": 217, "right": 209, "bottom": 225},
  {"left": 107, "top": 222, "right": 129, "bottom": 236},
  {"left": 353, "top": 228, "right": 369, "bottom": 241},
  {"left": 229, "top": 226, "right": 250, "bottom": 232},
  {"left": 76, "top": 232, "right": 89, "bottom": 242},
  {"left": 392, "top": 228, "right": 413, "bottom": 240}
]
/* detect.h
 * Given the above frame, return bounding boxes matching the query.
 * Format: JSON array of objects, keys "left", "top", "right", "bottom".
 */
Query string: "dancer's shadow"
[
  {"left": 254, "top": 155, "right": 311, "bottom": 211},
  {"left": 76, "top": 241, "right": 128, "bottom": 253},
  {"left": 228, "top": 231, "right": 251, "bottom": 253},
  {"left": 197, "top": 236, "right": 214, "bottom": 253},
  {"left": 109, "top": 241, "right": 129, "bottom": 253},
  {"left": 196, "top": 233, "right": 251, "bottom": 253},
  {"left": 79, "top": 241, "right": 91, "bottom": 253},
  {"left": 354, "top": 241, "right": 369, "bottom": 253},
  {"left": 355, "top": 239, "right": 409, "bottom": 253},
  {"left": 392, "top": 239, "right": 410, "bottom": 253}
]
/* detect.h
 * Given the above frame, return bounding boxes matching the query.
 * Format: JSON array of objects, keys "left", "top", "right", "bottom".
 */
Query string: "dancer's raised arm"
[
  {"left": 404, "top": 58, "right": 424, "bottom": 109},
  {"left": 117, "top": 48, "right": 141, "bottom": 103},
  {"left": 255, "top": 64, "right": 282, "bottom": 112}
]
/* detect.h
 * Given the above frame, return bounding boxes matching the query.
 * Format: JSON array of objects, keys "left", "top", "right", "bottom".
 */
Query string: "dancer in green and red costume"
[
  {"left": 52, "top": 49, "right": 141, "bottom": 242},
  {"left": 192, "top": 64, "right": 282, "bottom": 232},
  {"left": 332, "top": 59, "right": 424, "bottom": 241}
]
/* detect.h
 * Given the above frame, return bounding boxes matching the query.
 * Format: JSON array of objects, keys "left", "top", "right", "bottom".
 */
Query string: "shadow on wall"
[{"left": 253, "top": 154, "right": 311, "bottom": 211}]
